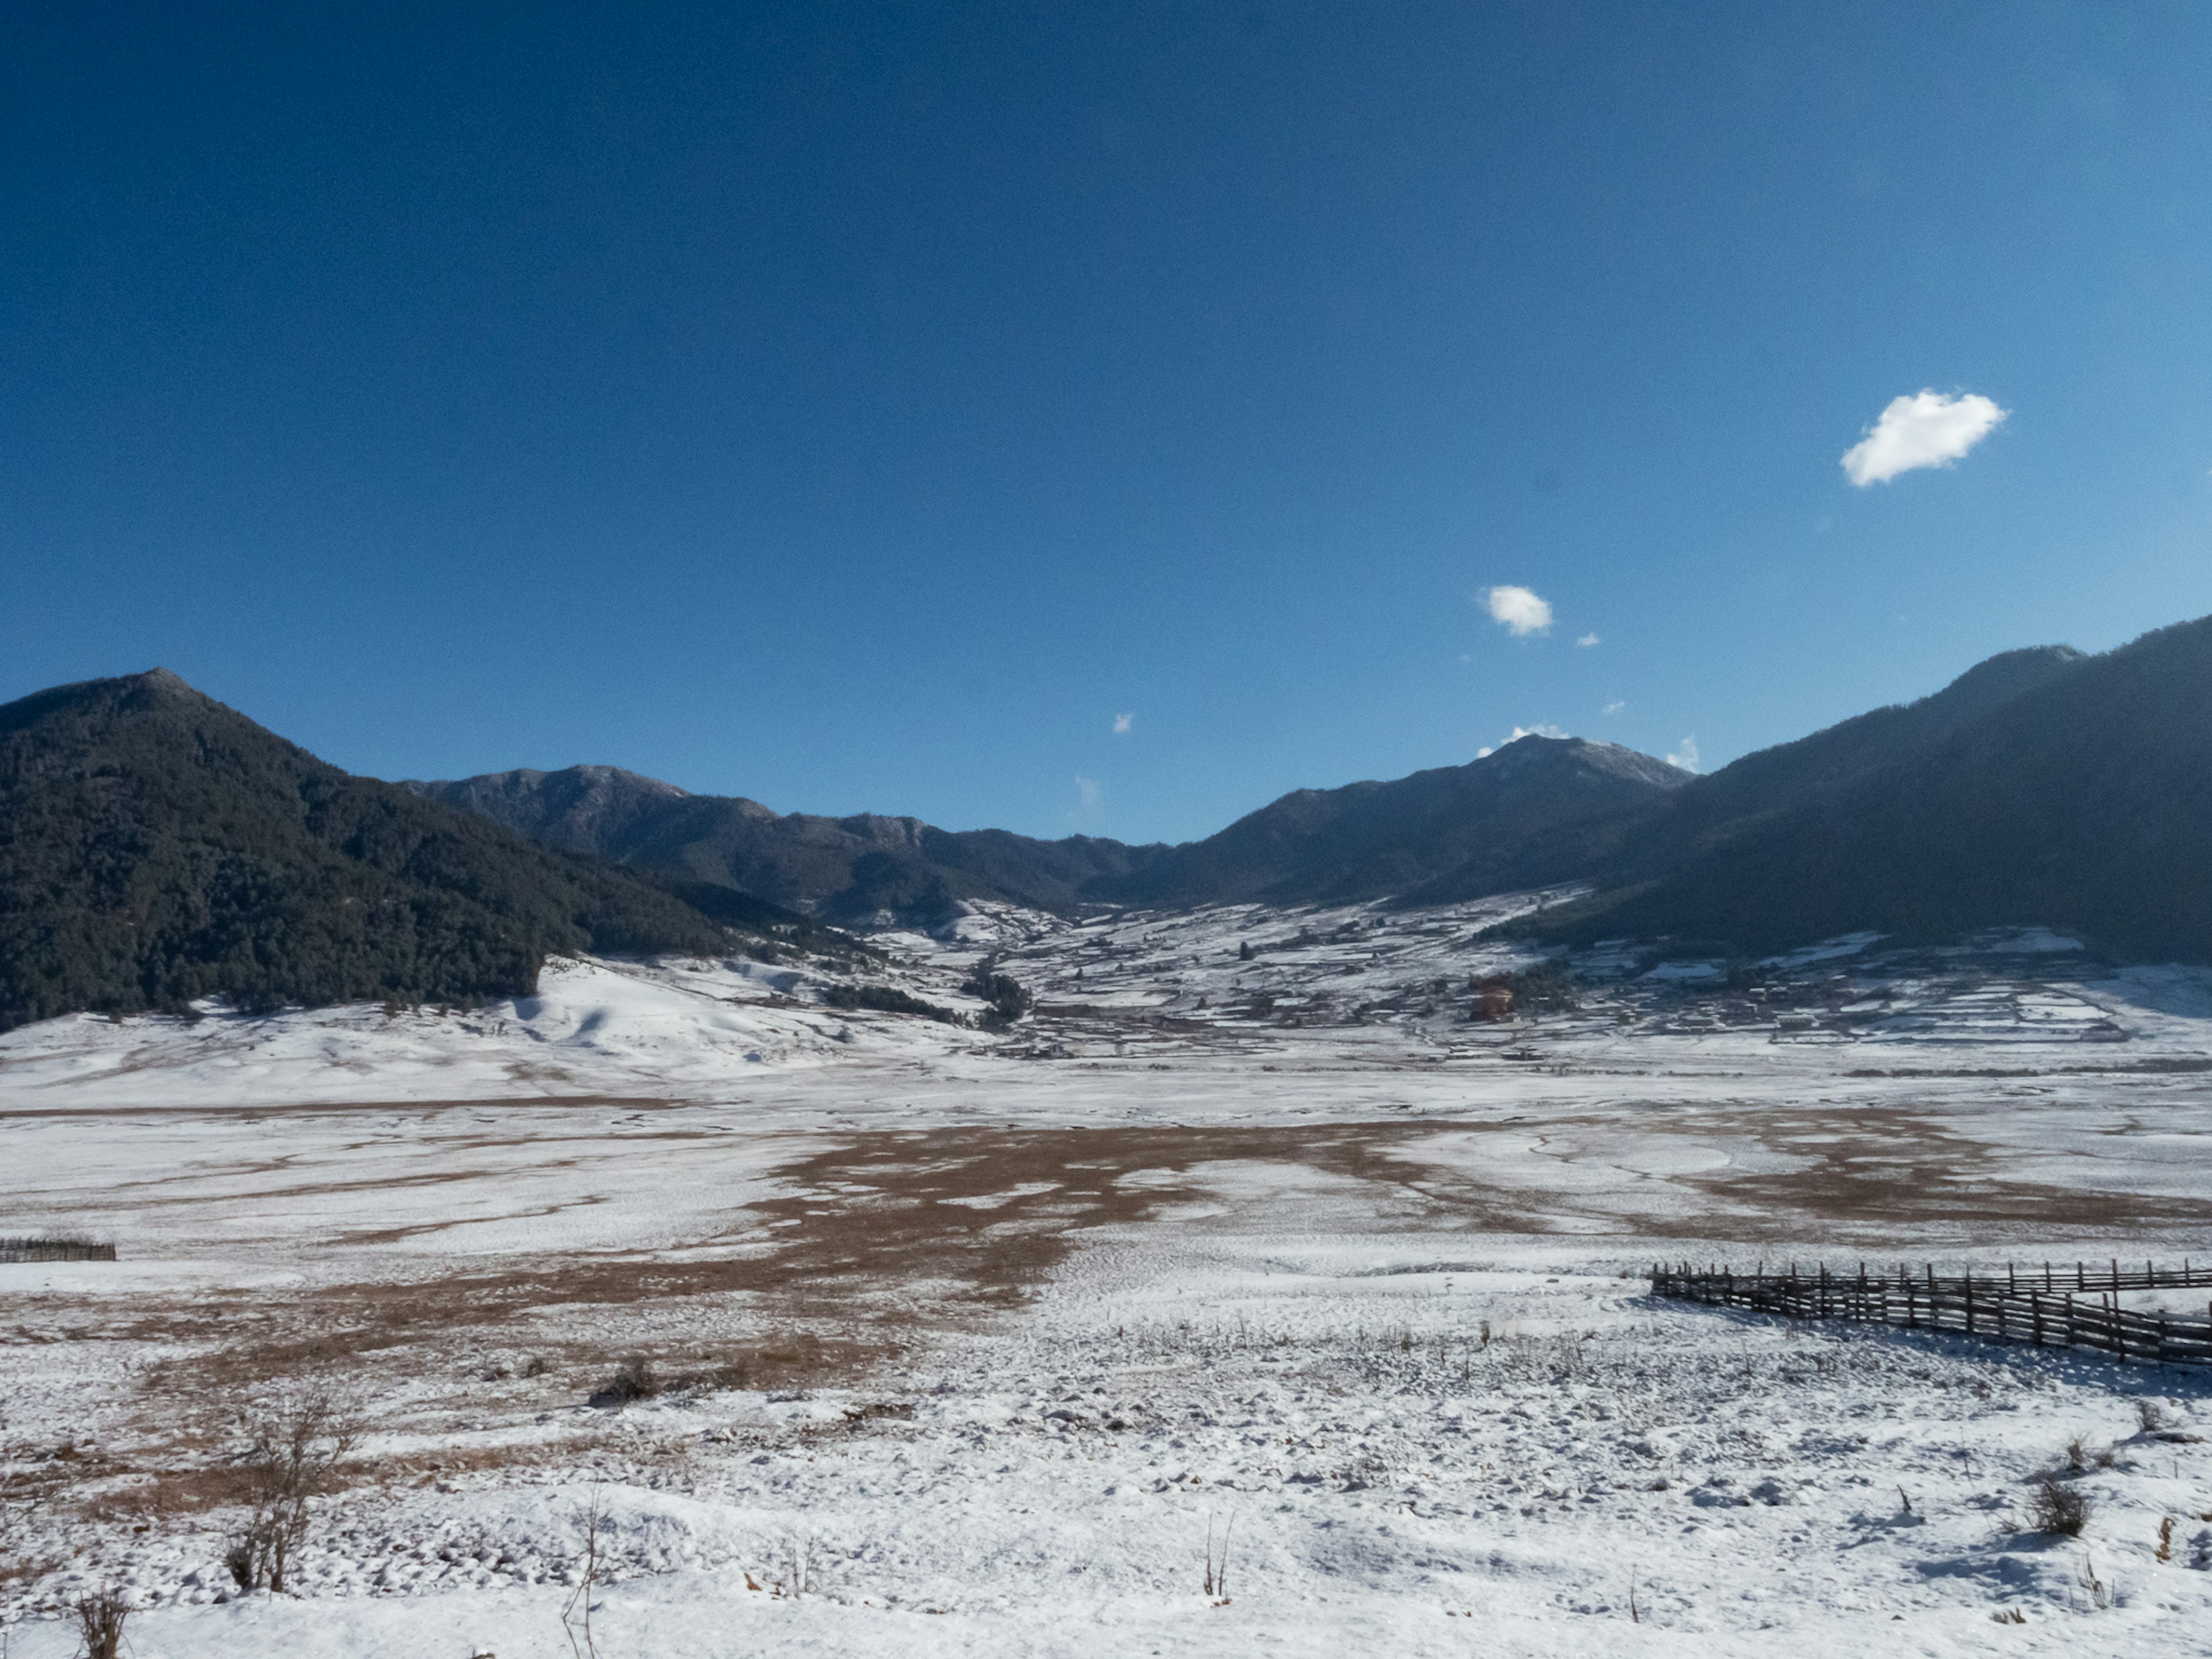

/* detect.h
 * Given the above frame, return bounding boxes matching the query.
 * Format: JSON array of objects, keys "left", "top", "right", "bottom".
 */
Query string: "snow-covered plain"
[{"left": 6, "top": 899, "right": 2212, "bottom": 1656}]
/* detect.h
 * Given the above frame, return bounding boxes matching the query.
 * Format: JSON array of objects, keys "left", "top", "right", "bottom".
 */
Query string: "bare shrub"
[
  {"left": 588, "top": 1356, "right": 659, "bottom": 1408},
  {"left": 71, "top": 1585, "right": 130, "bottom": 1658},
  {"left": 224, "top": 1388, "right": 359, "bottom": 1592},
  {"left": 2136, "top": 1398, "right": 2173, "bottom": 1434},
  {"left": 2028, "top": 1476, "right": 2093, "bottom": 1537},
  {"left": 562, "top": 1484, "right": 605, "bottom": 1659},
  {"left": 2064, "top": 1435, "right": 2090, "bottom": 1473}
]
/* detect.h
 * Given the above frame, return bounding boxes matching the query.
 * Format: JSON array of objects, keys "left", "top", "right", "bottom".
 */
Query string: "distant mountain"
[
  {"left": 0, "top": 671, "right": 750, "bottom": 1032},
  {"left": 1097, "top": 737, "right": 1690, "bottom": 908},
  {"left": 406, "top": 766, "right": 1170, "bottom": 927},
  {"left": 1532, "top": 618, "right": 2211, "bottom": 960}
]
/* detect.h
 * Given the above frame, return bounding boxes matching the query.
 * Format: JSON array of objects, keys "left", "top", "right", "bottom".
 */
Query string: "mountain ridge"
[{"left": 410, "top": 733, "right": 1693, "bottom": 922}]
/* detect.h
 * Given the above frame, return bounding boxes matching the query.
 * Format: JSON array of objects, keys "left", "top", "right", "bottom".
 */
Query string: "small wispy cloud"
[
  {"left": 1111, "top": 712, "right": 1133, "bottom": 734},
  {"left": 1074, "top": 775, "right": 1103, "bottom": 809},
  {"left": 1842, "top": 390, "right": 2007, "bottom": 486},
  {"left": 1576, "top": 632, "right": 1600, "bottom": 647},
  {"left": 1603, "top": 699, "right": 1626, "bottom": 715},
  {"left": 1666, "top": 736, "right": 1700, "bottom": 772},
  {"left": 1482, "top": 585, "right": 1553, "bottom": 636}
]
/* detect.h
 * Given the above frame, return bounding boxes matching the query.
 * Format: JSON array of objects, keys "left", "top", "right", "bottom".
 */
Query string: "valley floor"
[{"left": 5, "top": 907, "right": 2212, "bottom": 1656}]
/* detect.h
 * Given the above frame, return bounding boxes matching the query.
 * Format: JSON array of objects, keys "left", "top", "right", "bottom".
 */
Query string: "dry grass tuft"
[{"left": 71, "top": 1585, "right": 130, "bottom": 1658}]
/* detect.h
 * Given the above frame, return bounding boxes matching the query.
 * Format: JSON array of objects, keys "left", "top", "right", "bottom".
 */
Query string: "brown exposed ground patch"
[
  {"left": 20, "top": 1108, "right": 2212, "bottom": 1525},
  {"left": 1664, "top": 1105, "right": 2212, "bottom": 1239},
  {"left": 57, "top": 1111, "right": 2212, "bottom": 1404},
  {"left": 732, "top": 1121, "right": 1499, "bottom": 1295},
  {"left": 1368, "top": 1105, "right": 2212, "bottom": 1244},
  {"left": 104, "top": 1124, "right": 1455, "bottom": 1396}
]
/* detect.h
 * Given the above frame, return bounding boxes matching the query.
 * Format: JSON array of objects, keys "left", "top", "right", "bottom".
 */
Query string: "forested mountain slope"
[
  {"left": 1532, "top": 618, "right": 2212, "bottom": 960},
  {"left": 0, "top": 671, "right": 740, "bottom": 1031}
]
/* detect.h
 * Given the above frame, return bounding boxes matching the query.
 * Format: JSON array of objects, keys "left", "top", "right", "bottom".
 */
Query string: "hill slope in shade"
[
  {"left": 1104, "top": 736, "right": 1690, "bottom": 908},
  {"left": 408, "top": 766, "right": 1171, "bottom": 925},
  {"left": 415, "top": 739, "right": 1691, "bottom": 921},
  {"left": 1614, "top": 643, "right": 2089, "bottom": 872},
  {"left": 0, "top": 671, "right": 740, "bottom": 1032},
  {"left": 1537, "top": 617, "right": 2212, "bottom": 960}
]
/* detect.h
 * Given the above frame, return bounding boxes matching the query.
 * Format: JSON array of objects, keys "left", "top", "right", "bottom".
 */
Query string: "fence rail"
[
  {"left": 1651, "top": 1257, "right": 2212, "bottom": 1368},
  {"left": 0, "top": 1237, "right": 117, "bottom": 1263}
]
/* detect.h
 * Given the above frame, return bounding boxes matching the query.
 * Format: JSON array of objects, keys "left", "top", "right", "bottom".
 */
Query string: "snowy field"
[{"left": 6, "top": 900, "right": 2212, "bottom": 1655}]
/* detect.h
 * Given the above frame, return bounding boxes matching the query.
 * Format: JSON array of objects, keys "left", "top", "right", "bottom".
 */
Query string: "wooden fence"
[
  {"left": 0, "top": 1237, "right": 117, "bottom": 1263},
  {"left": 1651, "top": 1257, "right": 2212, "bottom": 1368}
]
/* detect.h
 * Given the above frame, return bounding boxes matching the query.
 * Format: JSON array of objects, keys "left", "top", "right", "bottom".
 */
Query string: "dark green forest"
[{"left": 0, "top": 670, "right": 737, "bottom": 1031}]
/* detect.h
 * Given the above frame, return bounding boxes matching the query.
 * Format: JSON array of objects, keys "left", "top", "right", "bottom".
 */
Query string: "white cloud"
[
  {"left": 1074, "top": 775, "right": 1103, "bottom": 809},
  {"left": 1603, "top": 699, "right": 1626, "bottom": 715},
  {"left": 1111, "top": 712, "right": 1133, "bottom": 734},
  {"left": 1482, "top": 585, "right": 1553, "bottom": 635},
  {"left": 1576, "top": 632, "right": 1600, "bottom": 647},
  {"left": 1666, "top": 736, "right": 1700, "bottom": 772},
  {"left": 1841, "top": 390, "right": 2007, "bottom": 486}
]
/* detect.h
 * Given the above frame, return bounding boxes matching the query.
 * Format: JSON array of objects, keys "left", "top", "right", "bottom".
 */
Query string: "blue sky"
[{"left": 6, "top": 3, "right": 2211, "bottom": 844}]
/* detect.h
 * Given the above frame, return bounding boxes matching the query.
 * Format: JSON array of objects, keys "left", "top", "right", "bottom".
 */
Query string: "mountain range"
[
  {"left": 411, "top": 614, "right": 2212, "bottom": 959},
  {"left": 4, "top": 612, "right": 2208, "bottom": 1032}
]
